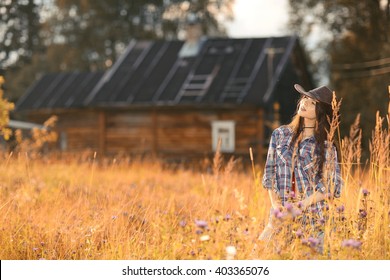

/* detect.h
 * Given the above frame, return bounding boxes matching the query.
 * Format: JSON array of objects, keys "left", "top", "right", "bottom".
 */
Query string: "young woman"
[{"left": 259, "top": 84, "right": 343, "bottom": 249}]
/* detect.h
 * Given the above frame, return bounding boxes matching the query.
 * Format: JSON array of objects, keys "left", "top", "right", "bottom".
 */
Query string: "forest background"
[{"left": 0, "top": 0, "right": 389, "bottom": 154}]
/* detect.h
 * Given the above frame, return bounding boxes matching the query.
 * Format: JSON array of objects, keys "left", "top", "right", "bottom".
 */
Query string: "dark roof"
[
  {"left": 16, "top": 36, "right": 305, "bottom": 111},
  {"left": 16, "top": 71, "right": 104, "bottom": 111}
]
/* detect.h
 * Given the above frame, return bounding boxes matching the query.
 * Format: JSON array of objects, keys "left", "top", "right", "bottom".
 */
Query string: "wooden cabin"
[{"left": 15, "top": 36, "right": 312, "bottom": 163}]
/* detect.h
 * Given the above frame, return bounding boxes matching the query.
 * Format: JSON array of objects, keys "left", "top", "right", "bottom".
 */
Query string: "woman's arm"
[
  {"left": 299, "top": 145, "right": 342, "bottom": 210},
  {"left": 262, "top": 129, "right": 281, "bottom": 208},
  {"left": 268, "top": 189, "right": 282, "bottom": 210}
]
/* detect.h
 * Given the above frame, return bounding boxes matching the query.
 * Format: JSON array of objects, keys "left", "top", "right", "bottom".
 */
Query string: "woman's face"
[{"left": 297, "top": 95, "right": 317, "bottom": 120}]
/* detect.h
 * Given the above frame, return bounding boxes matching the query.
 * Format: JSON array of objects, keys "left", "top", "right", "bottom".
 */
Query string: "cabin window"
[
  {"left": 60, "top": 131, "right": 67, "bottom": 151},
  {"left": 211, "top": 121, "right": 235, "bottom": 152}
]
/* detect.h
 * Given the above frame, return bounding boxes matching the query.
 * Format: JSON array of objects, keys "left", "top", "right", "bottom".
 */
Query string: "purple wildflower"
[
  {"left": 111, "top": 215, "right": 118, "bottom": 220},
  {"left": 359, "top": 210, "right": 367, "bottom": 219},
  {"left": 33, "top": 247, "right": 39, "bottom": 252},
  {"left": 336, "top": 205, "right": 345, "bottom": 213},
  {"left": 362, "top": 189, "right": 370, "bottom": 197},
  {"left": 307, "top": 237, "right": 320, "bottom": 247},
  {"left": 273, "top": 208, "right": 285, "bottom": 219},
  {"left": 292, "top": 208, "right": 302, "bottom": 218},
  {"left": 285, "top": 202, "right": 293, "bottom": 212},
  {"left": 289, "top": 191, "right": 296, "bottom": 199},
  {"left": 319, "top": 218, "right": 326, "bottom": 225},
  {"left": 296, "top": 201, "right": 303, "bottom": 209},
  {"left": 179, "top": 220, "right": 187, "bottom": 227},
  {"left": 342, "top": 239, "right": 362, "bottom": 249},
  {"left": 195, "top": 220, "right": 208, "bottom": 229},
  {"left": 224, "top": 214, "right": 231, "bottom": 221},
  {"left": 323, "top": 204, "right": 330, "bottom": 211},
  {"left": 195, "top": 229, "right": 203, "bottom": 235},
  {"left": 275, "top": 212, "right": 283, "bottom": 219},
  {"left": 295, "top": 229, "right": 303, "bottom": 238}
]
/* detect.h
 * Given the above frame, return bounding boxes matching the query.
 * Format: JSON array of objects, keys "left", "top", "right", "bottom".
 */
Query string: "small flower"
[
  {"left": 275, "top": 211, "right": 285, "bottom": 219},
  {"left": 359, "top": 210, "right": 367, "bottom": 219},
  {"left": 323, "top": 204, "right": 330, "bottom": 211},
  {"left": 195, "top": 229, "right": 203, "bottom": 235},
  {"left": 292, "top": 208, "right": 302, "bottom": 218},
  {"left": 195, "top": 220, "right": 208, "bottom": 229},
  {"left": 179, "top": 220, "right": 187, "bottom": 227},
  {"left": 200, "top": 235, "right": 210, "bottom": 242},
  {"left": 289, "top": 191, "right": 296, "bottom": 199},
  {"left": 336, "top": 205, "right": 345, "bottom": 213},
  {"left": 307, "top": 237, "right": 320, "bottom": 247},
  {"left": 33, "top": 247, "right": 39, "bottom": 252},
  {"left": 362, "top": 189, "right": 370, "bottom": 197},
  {"left": 111, "top": 215, "right": 118, "bottom": 220},
  {"left": 223, "top": 214, "right": 231, "bottom": 221},
  {"left": 296, "top": 201, "right": 304, "bottom": 209},
  {"left": 295, "top": 229, "right": 303, "bottom": 238},
  {"left": 342, "top": 239, "right": 362, "bottom": 249},
  {"left": 319, "top": 218, "right": 326, "bottom": 225},
  {"left": 226, "top": 246, "right": 237, "bottom": 260},
  {"left": 285, "top": 202, "right": 293, "bottom": 212}
]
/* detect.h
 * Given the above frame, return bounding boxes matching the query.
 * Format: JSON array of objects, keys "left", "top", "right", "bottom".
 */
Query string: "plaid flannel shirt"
[{"left": 262, "top": 126, "right": 343, "bottom": 220}]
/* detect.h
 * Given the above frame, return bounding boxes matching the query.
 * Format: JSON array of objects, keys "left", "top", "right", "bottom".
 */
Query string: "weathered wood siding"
[
  {"left": 59, "top": 111, "right": 100, "bottom": 151},
  {"left": 25, "top": 107, "right": 264, "bottom": 162},
  {"left": 24, "top": 110, "right": 100, "bottom": 151},
  {"left": 103, "top": 108, "right": 263, "bottom": 160},
  {"left": 105, "top": 112, "right": 154, "bottom": 155}
]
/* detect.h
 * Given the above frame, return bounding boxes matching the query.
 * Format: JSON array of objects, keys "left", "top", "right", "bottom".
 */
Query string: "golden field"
[{"left": 0, "top": 98, "right": 389, "bottom": 260}]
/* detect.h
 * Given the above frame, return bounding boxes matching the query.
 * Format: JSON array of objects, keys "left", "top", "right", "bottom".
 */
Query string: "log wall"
[{"left": 28, "top": 107, "right": 265, "bottom": 162}]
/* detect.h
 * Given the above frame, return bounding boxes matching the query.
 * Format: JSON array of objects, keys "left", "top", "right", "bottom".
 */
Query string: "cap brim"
[
  {"left": 294, "top": 84, "right": 319, "bottom": 101},
  {"left": 294, "top": 84, "right": 307, "bottom": 95}
]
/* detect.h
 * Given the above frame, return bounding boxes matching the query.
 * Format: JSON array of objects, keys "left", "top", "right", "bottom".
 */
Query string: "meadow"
[{"left": 0, "top": 101, "right": 389, "bottom": 260}]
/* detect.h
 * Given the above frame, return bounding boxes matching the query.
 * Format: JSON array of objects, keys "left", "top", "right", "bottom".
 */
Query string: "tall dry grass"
[{"left": 0, "top": 98, "right": 389, "bottom": 260}]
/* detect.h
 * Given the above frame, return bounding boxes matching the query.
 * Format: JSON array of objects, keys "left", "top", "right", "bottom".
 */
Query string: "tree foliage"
[
  {"left": 0, "top": 0, "right": 43, "bottom": 67},
  {"left": 2, "top": 0, "right": 234, "bottom": 101},
  {"left": 288, "top": 0, "right": 390, "bottom": 150}
]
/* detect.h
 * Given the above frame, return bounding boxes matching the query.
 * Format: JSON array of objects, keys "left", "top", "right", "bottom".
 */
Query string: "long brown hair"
[{"left": 288, "top": 96, "right": 333, "bottom": 178}]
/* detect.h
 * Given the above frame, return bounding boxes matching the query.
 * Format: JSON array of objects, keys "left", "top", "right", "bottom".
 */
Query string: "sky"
[{"left": 225, "top": 0, "right": 290, "bottom": 38}]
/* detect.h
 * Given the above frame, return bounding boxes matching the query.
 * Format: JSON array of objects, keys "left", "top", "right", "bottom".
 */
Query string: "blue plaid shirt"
[{"left": 263, "top": 126, "right": 342, "bottom": 219}]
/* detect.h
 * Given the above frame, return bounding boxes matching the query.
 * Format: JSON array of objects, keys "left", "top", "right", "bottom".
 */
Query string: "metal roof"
[
  {"left": 16, "top": 71, "right": 104, "bottom": 111},
  {"left": 16, "top": 36, "right": 302, "bottom": 111}
]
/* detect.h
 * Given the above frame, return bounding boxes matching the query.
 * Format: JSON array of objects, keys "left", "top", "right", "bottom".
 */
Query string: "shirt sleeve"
[
  {"left": 315, "top": 145, "right": 343, "bottom": 198},
  {"left": 262, "top": 129, "right": 278, "bottom": 192}
]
